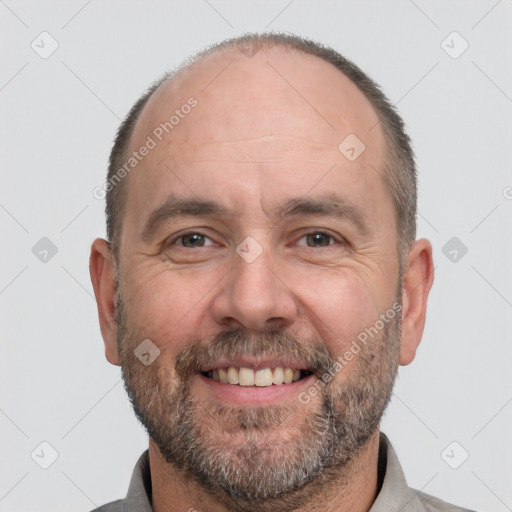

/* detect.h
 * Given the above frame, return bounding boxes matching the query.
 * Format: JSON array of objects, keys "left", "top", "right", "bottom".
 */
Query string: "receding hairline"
[{"left": 127, "top": 41, "right": 382, "bottom": 156}]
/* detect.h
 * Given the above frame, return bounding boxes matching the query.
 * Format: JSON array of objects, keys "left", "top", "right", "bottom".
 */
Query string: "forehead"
[
  {"left": 133, "top": 46, "right": 384, "bottom": 150},
  {"left": 122, "top": 45, "right": 390, "bottom": 240}
]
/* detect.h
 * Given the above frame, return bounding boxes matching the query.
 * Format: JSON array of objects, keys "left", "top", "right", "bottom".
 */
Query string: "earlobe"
[
  {"left": 399, "top": 238, "right": 434, "bottom": 366},
  {"left": 89, "top": 238, "right": 121, "bottom": 366}
]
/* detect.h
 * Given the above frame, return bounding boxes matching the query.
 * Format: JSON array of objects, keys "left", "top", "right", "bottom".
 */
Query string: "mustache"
[{"left": 174, "top": 329, "right": 336, "bottom": 381}]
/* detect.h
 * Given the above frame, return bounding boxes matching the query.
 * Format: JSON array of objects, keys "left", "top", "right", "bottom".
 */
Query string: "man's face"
[{"left": 115, "top": 47, "right": 401, "bottom": 507}]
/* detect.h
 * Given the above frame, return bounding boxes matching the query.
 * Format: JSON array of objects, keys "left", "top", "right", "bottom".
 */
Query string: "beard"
[{"left": 116, "top": 292, "right": 402, "bottom": 512}]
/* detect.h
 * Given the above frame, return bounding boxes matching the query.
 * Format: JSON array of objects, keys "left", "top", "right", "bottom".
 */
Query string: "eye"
[
  {"left": 171, "top": 232, "right": 216, "bottom": 248},
  {"left": 296, "top": 231, "right": 340, "bottom": 248},
  {"left": 167, "top": 230, "right": 344, "bottom": 251}
]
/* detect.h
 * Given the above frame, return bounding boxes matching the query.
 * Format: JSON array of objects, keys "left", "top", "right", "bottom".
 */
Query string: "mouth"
[{"left": 201, "top": 366, "right": 313, "bottom": 387}]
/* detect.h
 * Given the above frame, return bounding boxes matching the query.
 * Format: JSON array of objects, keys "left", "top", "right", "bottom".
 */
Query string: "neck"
[{"left": 149, "top": 430, "right": 382, "bottom": 512}]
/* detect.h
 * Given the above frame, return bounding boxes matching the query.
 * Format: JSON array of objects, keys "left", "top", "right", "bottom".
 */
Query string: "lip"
[
  {"left": 199, "top": 357, "right": 310, "bottom": 372},
  {"left": 196, "top": 372, "right": 315, "bottom": 406}
]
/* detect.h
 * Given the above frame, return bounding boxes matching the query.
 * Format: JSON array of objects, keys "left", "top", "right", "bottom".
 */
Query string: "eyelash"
[{"left": 168, "top": 230, "right": 346, "bottom": 249}]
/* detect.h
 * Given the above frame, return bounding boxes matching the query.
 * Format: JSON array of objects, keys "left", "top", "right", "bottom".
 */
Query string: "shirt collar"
[
  {"left": 121, "top": 448, "right": 152, "bottom": 512},
  {"left": 369, "top": 432, "right": 425, "bottom": 512}
]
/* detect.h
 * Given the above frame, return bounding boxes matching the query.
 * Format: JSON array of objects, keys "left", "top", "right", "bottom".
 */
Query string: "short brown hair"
[{"left": 105, "top": 33, "right": 416, "bottom": 266}]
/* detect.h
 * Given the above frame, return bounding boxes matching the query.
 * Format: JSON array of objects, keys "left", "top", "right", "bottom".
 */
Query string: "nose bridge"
[
  {"left": 212, "top": 235, "right": 297, "bottom": 330},
  {"left": 235, "top": 238, "right": 275, "bottom": 298}
]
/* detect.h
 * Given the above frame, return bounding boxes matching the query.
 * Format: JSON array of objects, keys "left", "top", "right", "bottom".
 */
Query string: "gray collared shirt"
[{"left": 91, "top": 433, "right": 475, "bottom": 512}]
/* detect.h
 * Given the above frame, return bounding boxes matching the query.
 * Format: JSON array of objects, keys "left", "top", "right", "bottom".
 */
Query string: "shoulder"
[
  {"left": 89, "top": 499, "right": 123, "bottom": 512},
  {"left": 415, "top": 490, "right": 477, "bottom": 512},
  {"left": 88, "top": 450, "right": 152, "bottom": 512},
  {"left": 377, "top": 433, "right": 477, "bottom": 512}
]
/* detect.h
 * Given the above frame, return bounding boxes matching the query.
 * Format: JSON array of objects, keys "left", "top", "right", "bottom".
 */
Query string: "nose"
[{"left": 210, "top": 242, "right": 298, "bottom": 332}]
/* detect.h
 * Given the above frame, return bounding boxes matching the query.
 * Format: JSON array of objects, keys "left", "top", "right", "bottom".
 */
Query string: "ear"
[
  {"left": 399, "top": 238, "right": 434, "bottom": 366},
  {"left": 89, "top": 238, "right": 120, "bottom": 366}
]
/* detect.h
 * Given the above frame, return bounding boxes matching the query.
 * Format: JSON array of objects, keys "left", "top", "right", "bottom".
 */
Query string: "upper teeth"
[{"left": 208, "top": 367, "right": 302, "bottom": 386}]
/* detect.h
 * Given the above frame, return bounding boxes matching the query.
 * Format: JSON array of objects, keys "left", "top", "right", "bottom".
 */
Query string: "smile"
[{"left": 202, "top": 367, "right": 313, "bottom": 387}]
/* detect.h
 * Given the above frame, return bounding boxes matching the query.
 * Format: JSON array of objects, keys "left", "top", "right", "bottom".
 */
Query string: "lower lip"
[{"left": 196, "top": 373, "right": 315, "bottom": 406}]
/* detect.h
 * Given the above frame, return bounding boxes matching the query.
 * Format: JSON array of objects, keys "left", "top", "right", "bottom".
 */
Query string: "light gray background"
[{"left": 1, "top": 1, "right": 511, "bottom": 511}]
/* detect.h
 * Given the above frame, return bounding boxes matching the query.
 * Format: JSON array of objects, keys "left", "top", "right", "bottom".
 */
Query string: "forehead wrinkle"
[{"left": 165, "top": 136, "right": 339, "bottom": 166}]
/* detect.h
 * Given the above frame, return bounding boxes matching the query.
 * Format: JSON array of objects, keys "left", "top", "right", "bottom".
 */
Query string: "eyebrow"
[{"left": 141, "top": 192, "right": 368, "bottom": 242}]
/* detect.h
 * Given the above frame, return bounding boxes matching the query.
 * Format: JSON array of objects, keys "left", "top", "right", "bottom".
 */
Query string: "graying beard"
[{"left": 117, "top": 294, "right": 401, "bottom": 511}]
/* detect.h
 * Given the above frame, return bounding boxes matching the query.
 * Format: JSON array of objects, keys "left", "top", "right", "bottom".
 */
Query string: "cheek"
[
  {"left": 294, "top": 268, "right": 384, "bottom": 352},
  {"left": 122, "top": 263, "right": 225, "bottom": 350}
]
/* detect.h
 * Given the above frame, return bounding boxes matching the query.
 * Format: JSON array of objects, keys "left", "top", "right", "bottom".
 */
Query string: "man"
[{"left": 89, "top": 33, "right": 473, "bottom": 511}]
